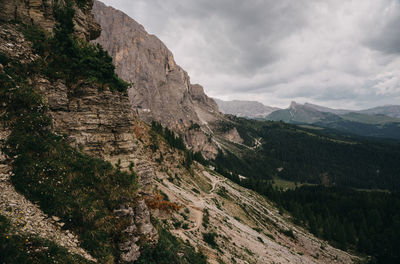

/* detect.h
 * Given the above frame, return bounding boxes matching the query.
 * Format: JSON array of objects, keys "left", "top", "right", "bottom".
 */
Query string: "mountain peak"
[{"left": 289, "top": 101, "right": 298, "bottom": 108}]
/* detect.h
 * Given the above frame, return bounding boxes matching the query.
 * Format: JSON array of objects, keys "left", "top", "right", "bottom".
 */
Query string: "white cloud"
[{"left": 100, "top": 0, "right": 400, "bottom": 109}]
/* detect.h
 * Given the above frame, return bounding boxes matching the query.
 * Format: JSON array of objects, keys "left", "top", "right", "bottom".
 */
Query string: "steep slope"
[
  {"left": 0, "top": 1, "right": 365, "bottom": 263},
  {"left": 0, "top": 0, "right": 158, "bottom": 262},
  {"left": 215, "top": 98, "right": 280, "bottom": 119},
  {"left": 92, "top": 1, "right": 222, "bottom": 158},
  {"left": 124, "top": 120, "right": 360, "bottom": 264}
]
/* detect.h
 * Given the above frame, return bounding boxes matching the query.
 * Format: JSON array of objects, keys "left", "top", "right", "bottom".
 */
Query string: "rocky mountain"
[
  {"left": 266, "top": 101, "right": 400, "bottom": 140},
  {"left": 215, "top": 98, "right": 280, "bottom": 119},
  {"left": 267, "top": 101, "right": 341, "bottom": 124},
  {"left": 0, "top": 0, "right": 368, "bottom": 263},
  {"left": 92, "top": 0, "right": 222, "bottom": 158},
  {"left": 303, "top": 102, "right": 352, "bottom": 115},
  {"left": 359, "top": 105, "right": 400, "bottom": 118}
]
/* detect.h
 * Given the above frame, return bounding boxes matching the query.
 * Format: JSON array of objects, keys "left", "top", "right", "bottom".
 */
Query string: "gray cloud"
[{"left": 101, "top": 0, "right": 400, "bottom": 109}]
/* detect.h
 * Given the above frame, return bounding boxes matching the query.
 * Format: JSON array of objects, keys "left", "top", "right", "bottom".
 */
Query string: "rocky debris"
[
  {"left": 0, "top": 170, "right": 96, "bottom": 262},
  {"left": 0, "top": 0, "right": 100, "bottom": 41},
  {"left": 92, "top": 1, "right": 222, "bottom": 158},
  {"left": 0, "top": 181, "right": 96, "bottom": 262},
  {"left": 222, "top": 127, "right": 244, "bottom": 144}
]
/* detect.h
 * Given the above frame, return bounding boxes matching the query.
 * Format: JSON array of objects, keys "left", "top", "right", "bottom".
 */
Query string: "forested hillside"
[
  {"left": 212, "top": 116, "right": 400, "bottom": 263},
  {"left": 213, "top": 116, "right": 400, "bottom": 191}
]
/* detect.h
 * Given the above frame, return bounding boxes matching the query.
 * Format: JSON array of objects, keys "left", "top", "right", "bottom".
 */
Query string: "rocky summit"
[{"left": 92, "top": 1, "right": 223, "bottom": 158}]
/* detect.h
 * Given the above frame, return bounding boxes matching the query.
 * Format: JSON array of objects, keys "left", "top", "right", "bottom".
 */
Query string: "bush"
[
  {"left": 136, "top": 227, "right": 207, "bottom": 264},
  {"left": 202, "top": 232, "right": 218, "bottom": 249},
  {"left": 21, "top": 1, "right": 130, "bottom": 93}
]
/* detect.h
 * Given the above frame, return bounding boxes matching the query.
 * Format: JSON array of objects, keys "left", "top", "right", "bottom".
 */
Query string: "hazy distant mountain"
[
  {"left": 303, "top": 102, "right": 352, "bottom": 115},
  {"left": 215, "top": 99, "right": 280, "bottom": 118},
  {"left": 267, "top": 101, "right": 341, "bottom": 124},
  {"left": 359, "top": 105, "right": 400, "bottom": 118},
  {"left": 267, "top": 101, "right": 400, "bottom": 140}
]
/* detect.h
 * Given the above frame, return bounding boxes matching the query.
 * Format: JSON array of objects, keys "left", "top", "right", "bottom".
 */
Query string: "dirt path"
[{"left": 179, "top": 171, "right": 225, "bottom": 233}]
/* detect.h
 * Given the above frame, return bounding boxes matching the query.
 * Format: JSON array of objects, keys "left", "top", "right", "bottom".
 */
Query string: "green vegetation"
[
  {"left": 0, "top": 215, "right": 91, "bottom": 263},
  {"left": 212, "top": 116, "right": 400, "bottom": 263},
  {"left": 151, "top": 121, "right": 186, "bottom": 150},
  {"left": 1, "top": 1, "right": 137, "bottom": 261},
  {"left": 213, "top": 117, "right": 400, "bottom": 191},
  {"left": 202, "top": 209, "right": 210, "bottom": 229},
  {"left": 1, "top": 49, "right": 138, "bottom": 262},
  {"left": 150, "top": 121, "right": 207, "bottom": 168},
  {"left": 136, "top": 227, "right": 207, "bottom": 264},
  {"left": 21, "top": 0, "right": 129, "bottom": 92},
  {"left": 202, "top": 232, "right": 218, "bottom": 249},
  {"left": 270, "top": 186, "right": 400, "bottom": 264},
  {"left": 341, "top": 112, "right": 400, "bottom": 125}
]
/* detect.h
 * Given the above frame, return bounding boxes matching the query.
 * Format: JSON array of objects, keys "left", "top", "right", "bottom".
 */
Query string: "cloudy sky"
[{"left": 101, "top": 0, "right": 400, "bottom": 109}]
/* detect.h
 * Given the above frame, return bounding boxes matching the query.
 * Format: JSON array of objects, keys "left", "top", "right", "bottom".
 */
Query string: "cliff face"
[
  {"left": 92, "top": 0, "right": 221, "bottom": 158},
  {"left": 0, "top": 0, "right": 101, "bottom": 41},
  {"left": 0, "top": 1, "right": 157, "bottom": 262}
]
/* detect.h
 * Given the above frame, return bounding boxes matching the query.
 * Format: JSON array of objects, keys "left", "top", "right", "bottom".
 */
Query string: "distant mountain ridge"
[
  {"left": 217, "top": 99, "right": 400, "bottom": 140},
  {"left": 266, "top": 101, "right": 400, "bottom": 140},
  {"left": 215, "top": 98, "right": 280, "bottom": 118}
]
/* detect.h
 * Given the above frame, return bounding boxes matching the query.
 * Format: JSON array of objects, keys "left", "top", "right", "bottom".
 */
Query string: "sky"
[{"left": 100, "top": 0, "right": 400, "bottom": 109}]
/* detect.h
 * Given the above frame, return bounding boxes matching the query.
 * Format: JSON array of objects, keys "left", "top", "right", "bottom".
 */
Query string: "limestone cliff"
[
  {"left": 0, "top": 0, "right": 100, "bottom": 41},
  {"left": 0, "top": 0, "right": 157, "bottom": 262},
  {"left": 92, "top": 0, "right": 222, "bottom": 158}
]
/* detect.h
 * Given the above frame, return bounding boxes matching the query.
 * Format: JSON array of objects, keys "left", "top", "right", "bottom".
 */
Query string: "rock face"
[
  {"left": 0, "top": 0, "right": 100, "bottom": 41},
  {"left": 40, "top": 79, "right": 138, "bottom": 170},
  {"left": 0, "top": 0, "right": 157, "bottom": 260},
  {"left": 92, "top": 1, "right": 222, "bottom": 157}
]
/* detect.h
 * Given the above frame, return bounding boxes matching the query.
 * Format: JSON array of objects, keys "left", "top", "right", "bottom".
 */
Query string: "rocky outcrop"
[
  {"left": 114, "top": 200, "right": 158, "bottom": 263},
  {"left": 92, "top": 1, "right": 222, "bottom": 158},
  {"left": 39, "top": 78, "right": 139, "bottom": 170},
  {"left": 0, "top": 1, "right": 157, "bottom": 260},
  {"left": 0, "top": 0, "right": 100, "bottom": 41}
]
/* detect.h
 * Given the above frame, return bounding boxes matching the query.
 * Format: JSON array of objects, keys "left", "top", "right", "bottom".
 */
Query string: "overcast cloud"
[{"left": 101, "top": 0, "right": 400, "bottom": 109}]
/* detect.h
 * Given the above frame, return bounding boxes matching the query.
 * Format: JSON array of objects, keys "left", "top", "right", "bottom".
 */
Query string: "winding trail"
[{"left": 173, "top": 171, "right": 226, "bottom": 233}]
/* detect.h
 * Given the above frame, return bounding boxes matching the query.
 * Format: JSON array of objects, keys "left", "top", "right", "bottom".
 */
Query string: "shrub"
[
  {"left": 202, "top": 232, "right": 218, "bottom": 249},
  {"left": 136, "top": 227, "right": 207, "bottom": 264}
]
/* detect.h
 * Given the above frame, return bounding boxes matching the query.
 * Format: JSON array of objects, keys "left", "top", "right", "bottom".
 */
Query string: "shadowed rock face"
[{"left": 92, "top": 1, "right": 220, "bottom": 134}]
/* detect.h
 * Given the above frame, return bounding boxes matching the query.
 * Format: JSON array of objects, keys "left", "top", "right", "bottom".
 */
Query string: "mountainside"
[
  {"left": 267, "top": 101, "right": 341, "bottom": 124},
  {"left": 92, "top": 1, "right": 222, "bottom": 158},
  {"left": 359, "top": 105, "right": 400, "bottom": 118},
  {"left": 0, "top": 0, "right": 364, "bottom": 263},
  {"left": 215, "top": 98, "right": 280, "bottom": 119},
  {"left": 303, "top": 102, "right": 352, "bottom": 115},
  {"left": 266, "top": 102, "right": 400, "bottom": 140}
]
